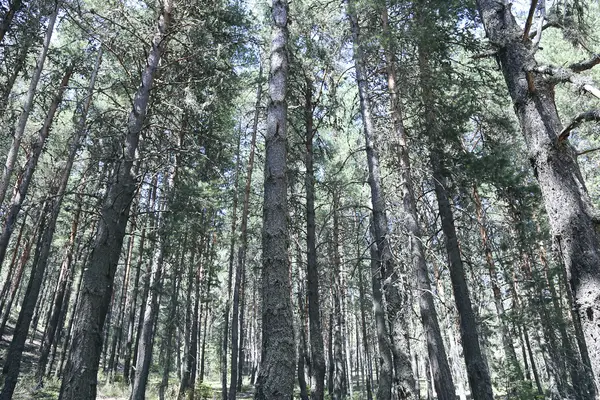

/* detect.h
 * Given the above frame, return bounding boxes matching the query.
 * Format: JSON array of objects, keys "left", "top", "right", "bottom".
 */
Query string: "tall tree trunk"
[
  {"left": 380, "top": 6, "right": 455, "bottom": 399},
  {"left": 0, "top": 206, "right": 43, "bottom": 339},
  {"left": 348, "top": 2, "right": 415, "bottom": 397},
  {"left": 35, "top": 48, "right": 102, "bottom": 384},
  {"left": 0, "top": 62, "right": 74, "bottom": 270},
  {"left": 223, "top": 132, "right": 241, "bottom": 400},
  {"left": 159, "top": 236, "right": 184, "bottom": 400},
  {"left": 130, "top": 199, "right": 167, "bottom": 400},
  {"left": 430, "top": 156, "right": 494, "bottom": 400},
  {"left": 304, "top": 76, "right": 326, "bottom": 400},
  {"left": 0, "top": 5, "right": 57, "bottom": 214},
  {"left": 473, "top": 186, "right": 523, "bottom": 386},
  {"left": 368, "top": 240, "right": 394, "bottom": 400},
  {"left": 254, "top": 0, "right": 296, "bottom": 398},
  {"left": 123, "top": 205, "right": 147, "bottom": 385},
  {"left": 58, "top": 0, "right": 173, "bottom": 397},
  {"left": 0, "top": 65, "right": 75, "bottom": 400},
  {"left": 476, "top": 1, "right": 600, "bottom": 392}
]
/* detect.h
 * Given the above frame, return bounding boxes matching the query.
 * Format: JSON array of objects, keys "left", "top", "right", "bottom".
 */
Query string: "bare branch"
[
  {"left": 523, "top": 0, "right": 539, "bottom": 41},
  {"left": 532, "top": 65, "right": 600, "bottom": 99},
  {"left": 570, "top": 54, "right": 600, "bottom": 73},
  {"left": 578, "top": 146, "right": 600, "bottom": 157},
  {"left": 559, "top": 110, "right": 600, "bottom": 141}
]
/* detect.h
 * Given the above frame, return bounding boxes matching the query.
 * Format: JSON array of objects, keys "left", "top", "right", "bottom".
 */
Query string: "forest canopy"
[{"left": 0, "top": 0, "right": 599, "bottom": 399}]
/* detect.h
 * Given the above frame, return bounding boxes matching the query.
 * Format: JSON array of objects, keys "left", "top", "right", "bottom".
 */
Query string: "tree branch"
[
  {"left": 559, "top": 110, "right": 600, "bottom": 141},
  {"left": 578, "top": 146, "right": 600, "bottom": 157},
  {"left": 523, "top": 0, "right": 539, "bottom": 41},
  {"left": 532, "top": 65, "right": 600, "bottom": 99},
  {"left": 570, "top": 54, "right": 600, "bottom": 73}
]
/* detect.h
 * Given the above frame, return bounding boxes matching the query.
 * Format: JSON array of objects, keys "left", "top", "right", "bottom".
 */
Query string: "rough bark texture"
[
  {"left": 58, "top": 1, "right": 172, "bottom": 397},
  {"left": 369, "top": 241, "right": 394, "bottom": 400},
  {"left": 254, "top": 0, "right": 296, "bottom": 398},
  {"left": 477, "top": 0, "right": 600, "bottom": 393},
  {"left": 348, "top": 1, "right": 415, "bottom": 397}
]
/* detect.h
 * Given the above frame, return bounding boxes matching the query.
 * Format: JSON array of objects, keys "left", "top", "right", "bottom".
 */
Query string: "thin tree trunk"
[
  {"left": 130, "top": 200, "right": 167, "bottom": 400},
  {"left": 223, "top": 132, "right": 242, "bottom": 400},
  {"left": 380, "top": 6, "right": 455, "bottom": 399},
  {"left": 304, "top": 76, "right": 326, "bottom": 400},
  {"left": 473, "top": 186, "right": 523, "bottom": 386},
  {"left": 58, "top": 0, "right": 173, "bottom": 396},
  {"left": 348, "top": 2, "right": 414, "bottom": 397},
  {"left": 0, "top": 65, "right": 75, "bottom": 400},
  {"left": 254, "top": 0, "right": 296, "bottom": 398},
  {"left": 0, "top": 5, "right": 57, "bottom": 214}
]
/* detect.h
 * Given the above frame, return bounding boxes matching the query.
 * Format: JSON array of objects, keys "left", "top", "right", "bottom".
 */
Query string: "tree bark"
[
  {"left": 58, "top": 0, "right": 173, "bottom": 397},
  {"left": 130, "top": 198, "right": 167, "bottom": 400},
  {"left": 304, "top": 76, "right": 326, "bottom": 400},
  {"left": 476, "top": 1, "right": 600, "bottom": 392},
  {"left": 348, "top": 2, "right": 415, "bottom": 397},
  {"left": 380, "top": 6, "right": 455, "bottom": 399},
  {"left": 254, "top": 1, "right": 296, "bottom": 398}
]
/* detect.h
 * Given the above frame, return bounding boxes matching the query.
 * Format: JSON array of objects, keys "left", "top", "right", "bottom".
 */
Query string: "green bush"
[{"left": 195, "top": 382, "right": 213, "bottom": 399}]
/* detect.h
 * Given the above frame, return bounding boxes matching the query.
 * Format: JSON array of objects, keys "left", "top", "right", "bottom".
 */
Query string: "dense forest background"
[{"left": 0, "top": 0, "right": 599, "bottom": 399}]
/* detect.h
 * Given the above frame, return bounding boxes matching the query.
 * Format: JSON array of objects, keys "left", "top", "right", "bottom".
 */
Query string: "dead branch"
[
  {"left": 559, "top": 110, "right": 600, "bottom": 142},
  {"left": 523, "top": 0, "right": 539, "bottom": 41}
]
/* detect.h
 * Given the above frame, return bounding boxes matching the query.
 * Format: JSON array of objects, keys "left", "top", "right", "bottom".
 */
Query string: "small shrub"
[{"left": 195, "top": 382, "right": 213, "bottom": 399}]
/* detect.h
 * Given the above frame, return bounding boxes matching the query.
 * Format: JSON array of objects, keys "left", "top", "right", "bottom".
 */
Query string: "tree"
[{"left": 254, "top": 0, "right": 296, "bottom": 398}]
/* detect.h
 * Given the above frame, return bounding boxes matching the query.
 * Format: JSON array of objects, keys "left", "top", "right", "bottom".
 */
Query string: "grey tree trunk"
[
  {"left": 130, "top": 199, "right": 166, "bottom": 400},
  {"left": 430, "top": 154, "right": 494, "bottom": 400},
  {"left": 0, "top": 6, "right": 57, "bottom": 214},
  {"left": 0, "top": 62, "right": 74, "bottom": 398},
  {"left": 254, "top": 0, "right": 296, "bottom": 398},
  {"left": 473, "top": 186, "right": 523, "bottom": 388},
  {"left": 35, "top": 48, "right": 102, "bottom": 384},
  {"left": 380, "top": 6, "right": 455, "bottom": 400},
  {"left": 304, "top": 76, "right": 326, "bottom": 400},
  {"left": 476, "top": 1, "right": 599, "bottom": 393},
  {"left": 348, "top": 1, "right": 415, "bottom": 397},
  {"left": 58, "top": 0, "right": 173, "bottom": 397},
  {"left": 369, "top": 240, "right": 394, "bottom": 400}
]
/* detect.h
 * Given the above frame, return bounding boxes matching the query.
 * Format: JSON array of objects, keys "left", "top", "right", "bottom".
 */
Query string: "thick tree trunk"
[
  {"left": 0, "top": 6, "right": 57, "bottom": 214},
  {"left": 348, "top": 2, "right": 415, "bottom": 397},
  {"left": 476, "top": 1, "right": 600, "bottom": 392},
  {"left": 304, "top": 76, "right": 326, "bottom": 400},
  {"left": 254, "top": 0, "right": 296, "bottom": 398},
  {"left": 58, "top": 1, "right": 172, "bottom": 397}
]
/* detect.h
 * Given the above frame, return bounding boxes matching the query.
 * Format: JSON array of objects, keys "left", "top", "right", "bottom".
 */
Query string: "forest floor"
[{"left": 0, "top": 319, "right": 256, "bottom": 400}]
